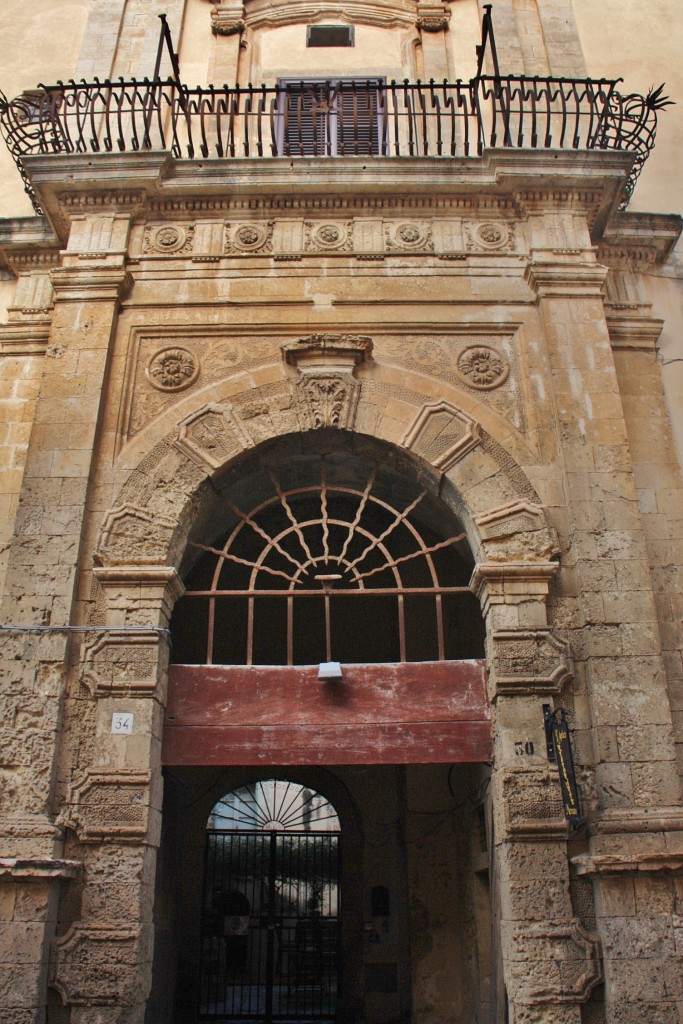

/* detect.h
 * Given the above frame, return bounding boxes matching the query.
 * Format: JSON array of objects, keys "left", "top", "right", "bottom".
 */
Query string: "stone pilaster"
[
  {"left": 522, "top": 199, "right": 683, "bottom": 1024},
  {"left": 473, "top": 562, "right": 601, "bottom": 1024},
  {"left": 53, "top": 566, "right": 182, "bottom": 1024},
  {"left": 416, "top": 1, "right": 451, "bottom": 81},
  {"left": 0, "top": 215, "right": 131, "bottom": 1024}
]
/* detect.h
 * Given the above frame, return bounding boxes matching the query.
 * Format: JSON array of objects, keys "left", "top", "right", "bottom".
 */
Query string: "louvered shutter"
[{"left": 278, "top": 79, "right": 384, "bottom": 156}]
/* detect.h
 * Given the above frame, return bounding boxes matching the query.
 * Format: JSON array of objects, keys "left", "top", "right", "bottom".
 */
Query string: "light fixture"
[{"left": 318, "top": 661, "right": 343, "bottom": 681}]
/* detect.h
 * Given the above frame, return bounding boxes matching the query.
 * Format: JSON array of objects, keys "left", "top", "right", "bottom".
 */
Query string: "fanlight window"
[
  {"left": 171, "top": 459, "right": 484, "bottom": 666},
  {"left": 208, "top": 780, "right": 340, "bottom": 833}
]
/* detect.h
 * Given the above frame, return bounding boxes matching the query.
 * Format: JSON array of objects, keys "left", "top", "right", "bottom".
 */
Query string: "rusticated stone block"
[
  {"left": 491, "top": 629, "right": 572, "bottom": 695},
  {"left": 80, "top": 631, "right": 162, "bottom": 697},
  {"left": 59, "top": 771, "right": 151, "bottom": 843}
]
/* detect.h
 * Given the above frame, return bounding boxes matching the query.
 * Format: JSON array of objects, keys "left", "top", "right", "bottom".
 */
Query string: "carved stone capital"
[
  {"left": 470, "top": 561, "right": 559, "bottom": 618},
  {"left": 49, "top": 266, "right": 132, "bottom": 303},
  {"left": 475, "top": 501, "right": 559, "bottom": 563},
  {"left": 416, "top": 1, "right": 450, "bottom": 31},
  {"left": 524, "top": 260, "right": 608, "bottom": 300}
]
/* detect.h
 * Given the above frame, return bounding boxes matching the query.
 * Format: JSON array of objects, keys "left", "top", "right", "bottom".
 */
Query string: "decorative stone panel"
[
  {"left": 175, "top": 404, "right": 253, "bottom": 470},
  {"left": 80, "top": 631, "right": 162, "bottom": 697},
  {"left": 492, "top": 629, "right": 572, "bottom": 694},
  {"left": 97, "top": 505, "right": 177, "bottom": 566},
  {"left": 51, "top": 923, "right": 142, "bottom": 1005},
  {"left": 59, "top": 771, "right": 151, "bottom": 842},
  {"left": 503, "top": 765, "right": 566, "bottom": 838},
  {"left": 402, "top": 400, "right": 480, "bottom": 470},
  {"left": 476, "top": 500, "right": 559, "bottom": 562},
  {"left": 508, "top": 919, "right": 602, "bottom": 1004}
]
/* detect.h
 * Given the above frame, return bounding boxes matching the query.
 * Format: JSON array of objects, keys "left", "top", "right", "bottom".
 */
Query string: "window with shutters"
[{"left": 276, "top": 79, "right": 385, "bottom": 156}]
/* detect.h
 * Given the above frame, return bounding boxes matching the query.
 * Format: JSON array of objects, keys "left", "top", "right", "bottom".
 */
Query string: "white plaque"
[{"left": 111, "top": 712, "right": 134, "bottom": 735}]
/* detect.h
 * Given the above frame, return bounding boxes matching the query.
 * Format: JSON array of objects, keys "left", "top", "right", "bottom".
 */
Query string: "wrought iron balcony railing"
[{"left": 0, "top": 7, "right": 668, "bottom": 216}]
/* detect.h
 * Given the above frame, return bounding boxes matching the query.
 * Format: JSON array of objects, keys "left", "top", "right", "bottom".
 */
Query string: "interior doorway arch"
[{"left": 200, "top": 779, "right": 342, "bottom": 1022}]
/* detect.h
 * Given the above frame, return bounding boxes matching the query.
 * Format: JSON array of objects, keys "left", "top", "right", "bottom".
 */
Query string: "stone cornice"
[
  {"left": 572, "top": 852, "right": 683, "bottom": 877},
  {"left": 601, "top": 210, "right": 682, "bottom": 266},
  {"left": 0, "top": 322, "right": 51, "bottom": 356},
  {"left": 524, "top": 260, "right": 608, "bottom": 300},
  {"left": 242, "top": 0, "right": 417, "bottom": 30},
  {"left": 0, "top": 857, "right": 81, "bottom": 880},
  {"left": 22, "top": 150, "right": 634, "bottom": 245}
]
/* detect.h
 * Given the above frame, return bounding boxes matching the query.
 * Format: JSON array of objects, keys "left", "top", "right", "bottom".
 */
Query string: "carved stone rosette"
[
  {"left": 304, "top": 221, "right": 353, "bottom": 252},
  {"left": 385, "top": 220, "right": 434, "bottom": 252},
  {"left": 455, "top": 345, "right": 509, "bottom": 390},
  {"left": 143, "top": 223, "right": 195, "bottom": 255},
  {"left": 146, "top": 346, "right": 200, "bottom": 392},
  {"left": 225, "top": 221, "right": 274, "bottom": 254},
  {"left": 464, "top": 220, "right": 514, "bottom": 252}
]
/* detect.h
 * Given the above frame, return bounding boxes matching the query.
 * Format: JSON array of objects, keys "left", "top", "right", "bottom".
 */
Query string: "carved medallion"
[
  {"left": 456, "top": 345, "right": 509, "bottom": 390},
  {"left": 143, "top": 223, "right": 195, "bottom": 255},
  {"left": 225, "top": 221, "right": 274, "bottom": 254},
  {"left": 464, "top": 220, "right": 513, "bottom": 251},
  {"left": 385, "top": 220, "right": 433, "bottom": 252},
  {"left": 304, "top": 221, "right": 353, "bottom": 252},
  {"left": 146, "top": 346, "right": 200, "bottom": 392}
]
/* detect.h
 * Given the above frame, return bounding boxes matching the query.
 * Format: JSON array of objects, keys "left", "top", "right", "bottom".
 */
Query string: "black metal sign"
[{"left": 544, "top": 706, "right": 581, "bottom": 827}]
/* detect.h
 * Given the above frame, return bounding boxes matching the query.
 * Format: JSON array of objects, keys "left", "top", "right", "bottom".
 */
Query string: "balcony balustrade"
[{"left": 0, "top": 7, "right": 667, "bottom": 215}]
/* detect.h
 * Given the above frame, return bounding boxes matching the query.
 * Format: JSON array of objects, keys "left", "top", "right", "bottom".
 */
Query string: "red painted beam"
[{"left": 163, "top": 661, "right": 491, "bottom": 765}]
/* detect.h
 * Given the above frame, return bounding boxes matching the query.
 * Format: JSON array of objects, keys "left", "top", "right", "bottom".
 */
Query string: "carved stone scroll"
[
  {"left": 402, "top": 400, "right": 480, "bottom": 471},
  {"left": 507, "top": 919, "right": 602, "bottom": 1004}
]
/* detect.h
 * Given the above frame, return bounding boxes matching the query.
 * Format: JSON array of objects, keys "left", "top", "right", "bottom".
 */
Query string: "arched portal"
[
  {"left": 200, "top": 780, "right": 341, "bottom": 1023},
  {"left": 153, "top": 433, "right": 496, "bottom": 1024}
]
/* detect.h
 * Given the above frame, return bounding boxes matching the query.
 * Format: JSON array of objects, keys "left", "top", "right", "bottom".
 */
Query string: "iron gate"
[{"left": 199, "top": 829, "right": 340, "bottom": 1021}]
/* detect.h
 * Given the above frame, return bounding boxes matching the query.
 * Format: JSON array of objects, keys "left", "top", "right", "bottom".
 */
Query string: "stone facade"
[{"left": 0, "top": 2, "right": 682, "bottom": 1023}]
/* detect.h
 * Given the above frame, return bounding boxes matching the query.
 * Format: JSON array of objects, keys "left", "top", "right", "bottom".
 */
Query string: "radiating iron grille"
[
  {"left": 171, "top": 462, "right": 485, "bottom": 666},
  {"left": 200, "top": 782, "right": 340, "bottom": 1022}
]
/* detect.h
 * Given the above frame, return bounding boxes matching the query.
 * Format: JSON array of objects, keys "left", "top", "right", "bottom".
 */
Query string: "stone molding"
[
  {"left": 241, "top": 0, "right": 417, "bottom": 30},
  {"left": 524, "top": 260, "right": 608, "bottom": 300},
  {"left": 402, "top": 400, "right": 481, "bottom": 471},
  {"left": 283, "top": 333, "right": 373, "bottom": 371},
  {"left": 572, "top": 851, "right": 683, "bottom": 877},
  {"left": 59, "top": 770, "right": 152, "bottom": 843},
  {"left": 0, "top": 322, "right": 51, "bottom": 355},
  {"left": 0, "top": 857, "right": 80, "bottom": 880},
  {"left": 470, "top": 561, "right": 559, "bottom": 617},
  {"left": 586, "top": 806, "right": 683, "bottom": 836}
]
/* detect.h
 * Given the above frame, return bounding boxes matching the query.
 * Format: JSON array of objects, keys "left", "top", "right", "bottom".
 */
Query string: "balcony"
[{"left": 0, "top": 8, "right": 667, "bottom": 216}]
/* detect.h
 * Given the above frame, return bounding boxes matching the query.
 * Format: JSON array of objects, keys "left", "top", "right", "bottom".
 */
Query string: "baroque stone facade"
[{"left": 0, "top": 2, "right": 681, "bottom": 1024}]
